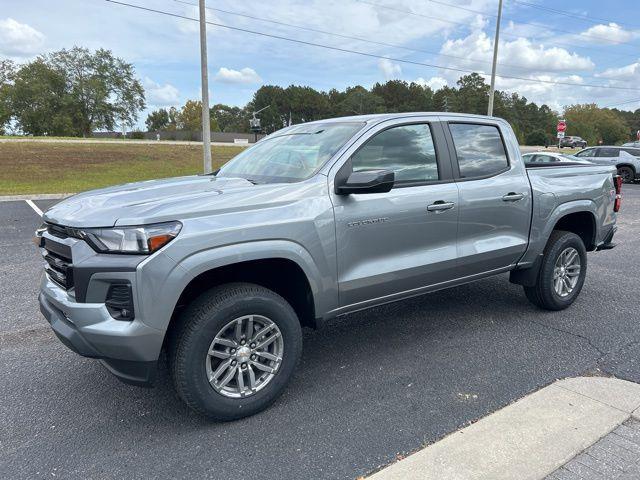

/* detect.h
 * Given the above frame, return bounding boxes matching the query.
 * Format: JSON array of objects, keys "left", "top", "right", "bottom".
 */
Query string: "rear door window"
[
  {"left": 597, "top": 148, "right": 620, "bottom": 157},
  {"left": 449, "top": 123, "right": 509, "bottom": 178}
]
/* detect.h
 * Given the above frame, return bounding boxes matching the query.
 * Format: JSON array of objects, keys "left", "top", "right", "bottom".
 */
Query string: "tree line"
[
  {"left": 2, "top": 47, "right": 638, "bottom": 145},
  {"left": 147, "top": 73, "right": 639, "bottom": 146}
]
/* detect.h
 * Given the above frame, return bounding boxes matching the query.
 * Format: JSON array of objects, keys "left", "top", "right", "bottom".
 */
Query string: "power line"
[
  {"left": 356, "top": 0, "right": 640, "bottom": 59},
  {"left": 512, "top": 0, "right": 640, "bottom": 30},
  {"left": 173, "top": 0, "right": 611, "bottom": 80},
  {"left": 418, "top": 0, "right": 640, "bottom": 49},
  {"left": 103, "top": 0, "right": 640, "bottom": 92},
  {"left": 602, "top": 97, "right": 640, "bottom": 109}
]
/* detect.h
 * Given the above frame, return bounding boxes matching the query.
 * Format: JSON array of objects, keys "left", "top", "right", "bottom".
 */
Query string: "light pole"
[
  {"left": 249, "top": 105, "right": 269, "bottom": 143},
  {"left": 487, "top": 0, "right": 503, "bottom": 117},
  {"left": 199, "top": 0, "right": 212, "bottom": 173}
]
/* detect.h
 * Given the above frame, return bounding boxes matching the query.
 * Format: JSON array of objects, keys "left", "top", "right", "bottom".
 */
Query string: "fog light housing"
[{"left": 105, "top": 282, "right": 135, "bottom": 321}]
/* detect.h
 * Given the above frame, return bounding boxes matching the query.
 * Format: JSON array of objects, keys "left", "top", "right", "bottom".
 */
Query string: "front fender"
[{"left": 137, "top": 240, "right": 334, "bottom": 334}]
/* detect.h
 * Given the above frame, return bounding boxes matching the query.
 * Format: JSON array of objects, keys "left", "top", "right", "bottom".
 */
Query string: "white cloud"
[
  {"left": 378, "top": 58, "right": 402, "bottom": 80},
  {"left": 439, "top": 31, "right": 594, "bottom": 75},
  {"left": 214, "top": 67, "right": 262, "bottom": 84},
  {"left": 597, "top": 62, "right": 640, "bottom": 80},
  {"left": 415, "top": 76, "right": 448, "bottom": 90},
  {"left": 144, "top": 78, "right": 181, "bottom": 107},
  {"left": 580, "top": 23, "right": 638, "bottom": 44},
  {"left": 0, "top": 17, "right": 45, "bottom": 56}
]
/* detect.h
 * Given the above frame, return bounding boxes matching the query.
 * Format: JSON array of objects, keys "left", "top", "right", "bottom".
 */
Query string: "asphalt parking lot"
[{"left": 2, "top": 186, "right": 640, "bottom": 480}]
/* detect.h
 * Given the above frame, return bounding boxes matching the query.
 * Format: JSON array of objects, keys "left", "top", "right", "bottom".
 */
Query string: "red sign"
[{"left": 557, "top": 121, "right": 567, "bottom": 132}]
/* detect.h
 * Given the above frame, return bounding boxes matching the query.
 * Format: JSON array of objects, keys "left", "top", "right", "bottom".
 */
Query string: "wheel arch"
[
  {"left": 156, "top": 241, "right": 329, "bottom": 353},
  {"left": 616, "top": 163, "right": 636, "bottom": 174},
  {"left": 511, "top": 204, "right": 597, "bottom": 287}
]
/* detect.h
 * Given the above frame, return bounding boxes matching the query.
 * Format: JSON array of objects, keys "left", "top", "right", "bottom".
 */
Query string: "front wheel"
[
  {"left": 169, "top": 283, "right": 302, "bottom": 420},
  {"left": 618, "top": 166, "right": 635, "bottom": 184},
  {"left": 523, "top": 230, "right": 587, "bottom": 310}
]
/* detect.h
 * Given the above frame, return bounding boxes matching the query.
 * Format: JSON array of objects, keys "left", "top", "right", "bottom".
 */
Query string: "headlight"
[{"left": 81, "top": 221, "right": 182, "bottom": 254}]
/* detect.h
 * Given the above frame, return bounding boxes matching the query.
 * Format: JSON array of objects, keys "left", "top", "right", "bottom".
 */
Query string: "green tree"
[
  {"left": 145, "top": 108, "right": 170, "bottom": 131},
  {"left": 0, "top": 60, "right": 15, "bottom": 134},
  {"left": 371, "top": 80, "right": 415, "bottom": 112},
  {"left": 456, "top": 73, "right": 489, "bottom": 115},
  {"left": 211, "top": 104, "right": 248, "bottom": 132},
  {"left": 335, "top": 86, "right": 384, "bottom": 116},
  {"left": 48, "top": 47, "right": 145, "bottom": 136},
  {"left": 564, "top": 104, "right": 628, "bottom": 145},
  {"left": 8, "top": 59, "right": 74, "bottom": 136},
  {"left": 175, "top": 100, "right": 219, "bottom": 132}
]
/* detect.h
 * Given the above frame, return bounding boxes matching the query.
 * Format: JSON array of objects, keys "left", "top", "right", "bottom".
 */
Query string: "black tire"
[
  {"left": 618, "top": 166, "right": 635, "bottom": 184},
  {"left": 523, "top": 230, "right": 587, "bottom": 311},
  {"left": 169, "top": 282, "right": 302, "bottom": 420}
]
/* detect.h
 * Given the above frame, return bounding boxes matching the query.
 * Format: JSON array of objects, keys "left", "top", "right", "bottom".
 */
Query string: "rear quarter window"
[
  {"left": 622, "top": 148, "right": 640, "bottom": 157},
  {"left": 449, "top": 123, "right": 509, "bottom": 178}
]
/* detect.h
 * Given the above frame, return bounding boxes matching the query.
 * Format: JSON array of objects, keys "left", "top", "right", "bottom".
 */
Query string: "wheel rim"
[
  {"left": 206, "top": 315, "right": 284, "bottom": 398},
  {"left": 620, "top": 169, "right": 632, "bottom": 183},
  {"left": 553, "top": 247, "right": 581, "bottom": 297}
]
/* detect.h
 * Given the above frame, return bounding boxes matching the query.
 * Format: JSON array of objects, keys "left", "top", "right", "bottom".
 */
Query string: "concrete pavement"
[{"left": 369, "top": 376, "right": 640, "bottom": 480}]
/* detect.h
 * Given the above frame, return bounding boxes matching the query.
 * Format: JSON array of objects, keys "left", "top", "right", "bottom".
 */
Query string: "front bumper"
[{"left": 39, "top": 275, "right": 163, "bottom": 386}]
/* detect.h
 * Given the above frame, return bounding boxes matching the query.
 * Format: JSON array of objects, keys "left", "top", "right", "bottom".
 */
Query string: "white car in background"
[
  {"left": 574, "top": 146, "right": 640, "bottom": 183},
  {"left": 522, "top": 152, "right": 593, "bottom": 165}
]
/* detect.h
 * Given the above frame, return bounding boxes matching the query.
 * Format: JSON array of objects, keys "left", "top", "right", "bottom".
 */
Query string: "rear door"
[
  {"left": 329, "top": 118, "right": 459, "bottom": 309},
  {"left": 443, "top": 120, "right": 532, "bottom": 277}
]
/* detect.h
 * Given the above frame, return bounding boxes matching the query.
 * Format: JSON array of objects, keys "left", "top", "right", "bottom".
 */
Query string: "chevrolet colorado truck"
[{"left": 35, "top": 113, "right": 621, "bottom": 420}]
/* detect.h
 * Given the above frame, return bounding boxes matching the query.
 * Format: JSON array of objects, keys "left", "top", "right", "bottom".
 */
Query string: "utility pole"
[
  {"left": 487, "top": 0, "right": 503, "bottom": 117},
  {"left": 199, "top": 0, "right": 212, "bottom": 173}
]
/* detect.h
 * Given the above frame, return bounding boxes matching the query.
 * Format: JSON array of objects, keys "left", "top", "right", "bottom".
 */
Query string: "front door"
[{"left": 330, "top": 120, "right": 460, "bottom": 309}]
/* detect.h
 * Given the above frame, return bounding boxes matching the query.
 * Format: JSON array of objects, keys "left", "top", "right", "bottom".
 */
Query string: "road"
[{"left": 1, "top": 186, "right": 639, "bottom": 479}]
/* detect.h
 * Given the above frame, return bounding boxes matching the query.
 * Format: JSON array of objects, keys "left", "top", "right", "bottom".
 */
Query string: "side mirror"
[{"left": 336, "top": 169, "right": 395, "bottom": 195}]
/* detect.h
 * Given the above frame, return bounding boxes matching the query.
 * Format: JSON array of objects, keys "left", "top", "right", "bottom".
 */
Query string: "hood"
[{"left": 43, "top": 175, "right": 315, "bottom": 228}]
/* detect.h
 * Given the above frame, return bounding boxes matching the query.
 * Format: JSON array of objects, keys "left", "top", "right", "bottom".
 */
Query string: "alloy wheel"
[
  {"left": 552, "top": 247, "right": 581, "bottom": 297},
  {"left": 206, "top": 315, "right": 284, "bottom": 398}
]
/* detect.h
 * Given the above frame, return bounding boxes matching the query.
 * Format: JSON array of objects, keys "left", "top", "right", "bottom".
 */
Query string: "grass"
[{"left": 0, "top": 142, "right": 246, "bottom": 195}]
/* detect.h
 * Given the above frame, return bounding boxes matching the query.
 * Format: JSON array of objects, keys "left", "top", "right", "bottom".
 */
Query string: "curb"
[
  {"left": 368, "top": 376, "right": 640, "bottom": 480},
  {"left": 0, "top": 193, "right": 73, "bottom": 201}
]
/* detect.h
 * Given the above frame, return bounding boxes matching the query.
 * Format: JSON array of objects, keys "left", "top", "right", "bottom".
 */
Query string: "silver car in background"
[
  {"left": 574, "top": 146, "right": 640, "bottom": 183},
  {"left": 522, "top": 152, "right": 593, "bottom": 165}
]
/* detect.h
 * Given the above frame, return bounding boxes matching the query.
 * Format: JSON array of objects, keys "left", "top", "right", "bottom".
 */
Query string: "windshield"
[{"left": 217, "top": 122, "right": 364, "bottom": 183}]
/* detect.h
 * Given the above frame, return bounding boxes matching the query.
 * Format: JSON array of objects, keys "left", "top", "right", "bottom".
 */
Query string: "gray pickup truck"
[{"left": 35, "top": 113, "right": 621, "bottom": 420}]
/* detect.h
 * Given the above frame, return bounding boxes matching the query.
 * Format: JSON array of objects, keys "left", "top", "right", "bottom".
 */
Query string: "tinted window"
[
  {"left": 449, "top": 123, "right": 509, "bottom": 178},
  {"left": 351, "top": 123, "right": 438, "bottom": 183},
  {"left": 622, "top": 148, "right": 640, "bottom": 157},
  {"left": 575, "top": 148, "right": 595, "bottom": 158},
  {"left": 597, "top": 148, "right": 619, "bottom": 158}
]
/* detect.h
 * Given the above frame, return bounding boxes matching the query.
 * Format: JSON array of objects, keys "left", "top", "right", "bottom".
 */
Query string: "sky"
[{"left": 2, "top": 0, "right": 640, "bottom": 128}]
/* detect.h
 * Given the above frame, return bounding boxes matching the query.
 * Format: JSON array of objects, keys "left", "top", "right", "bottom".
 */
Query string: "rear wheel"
[
  {"left": 618, "top": 166, "right": 635, "bottom": 184},
  {"left": 169, "top": 283, "right": 302, "bottom": 420},
  {"left": 523, "top": 230, "right": 587, "bottom": 310}
]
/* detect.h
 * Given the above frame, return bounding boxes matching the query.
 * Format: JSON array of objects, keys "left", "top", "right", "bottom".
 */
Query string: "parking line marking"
[{"left": 25, "top": 199, "right": 43, "bottom": 217}]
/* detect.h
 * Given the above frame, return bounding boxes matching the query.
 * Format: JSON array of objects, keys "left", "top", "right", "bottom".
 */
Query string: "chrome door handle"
[
  {"left": 502, "top": 192, "right": 525, "bottom": 202},
  {"left": 427, "top": 201, "right": 455, "bottom": 212}
]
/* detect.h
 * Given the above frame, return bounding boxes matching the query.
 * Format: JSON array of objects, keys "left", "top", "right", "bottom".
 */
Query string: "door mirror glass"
[{"left": 337, "top": 169, "right": 395, "bottom": 195}]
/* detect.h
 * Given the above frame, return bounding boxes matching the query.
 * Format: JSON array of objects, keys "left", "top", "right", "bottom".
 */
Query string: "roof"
[{"left": 304, "top": 112, "right": 502, "bottom": 125}]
